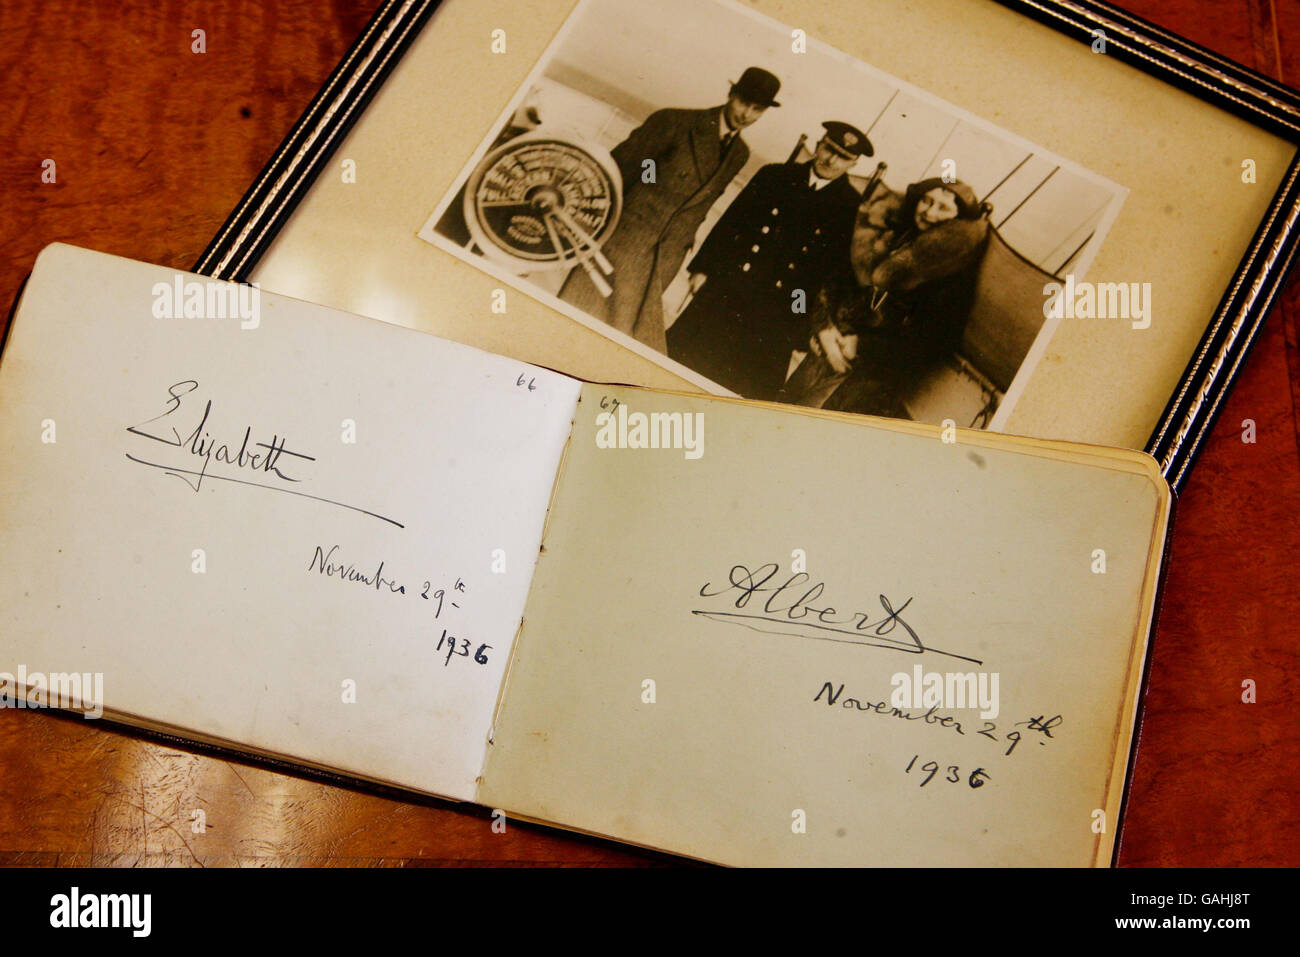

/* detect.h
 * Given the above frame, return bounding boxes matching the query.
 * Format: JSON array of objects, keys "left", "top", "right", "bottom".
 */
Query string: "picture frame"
[{"left": 195, "top": 0, "right": 1300, "bottom": 493}]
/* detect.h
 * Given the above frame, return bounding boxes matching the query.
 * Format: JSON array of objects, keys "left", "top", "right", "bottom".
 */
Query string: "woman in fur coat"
[{"left": 781, "top": 177, "right": 989, "bottom": 416}]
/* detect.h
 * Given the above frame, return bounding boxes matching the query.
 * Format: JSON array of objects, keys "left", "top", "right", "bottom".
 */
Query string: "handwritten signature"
[
  {"left": 127, "top": 380, "right": 312, "bottom": 489},
  {"left": 693, "top": 562, "right": 981, "bottom": 664},
  {"left": 124, "top": 379, "right": 403, "bottom": 528}
]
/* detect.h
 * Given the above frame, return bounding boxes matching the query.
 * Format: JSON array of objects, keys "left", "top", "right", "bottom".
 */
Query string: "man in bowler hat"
[
  {"left": 666, "top": 121, "right": 871, "bottom": 400},
  {"left": 558, "top": 67, "right": 781, "bottom": 353}
]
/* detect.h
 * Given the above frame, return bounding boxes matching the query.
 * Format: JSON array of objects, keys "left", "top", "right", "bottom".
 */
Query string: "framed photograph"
[{"left": 197, "top": 0, "right": 1300, "bottom": 492}]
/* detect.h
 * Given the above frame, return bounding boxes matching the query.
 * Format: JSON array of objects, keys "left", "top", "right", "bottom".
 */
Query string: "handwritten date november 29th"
[
  {"left": 307, "top": 544, "right": 488, "bottom": 667},
  {"left": 816, "top": 681, "right": 1061, "bottom": 757}
]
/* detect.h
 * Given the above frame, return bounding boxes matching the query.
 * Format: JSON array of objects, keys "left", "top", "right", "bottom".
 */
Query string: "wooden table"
[{"left": 1, "top": 0, "right": 1297, "bottom": 867}]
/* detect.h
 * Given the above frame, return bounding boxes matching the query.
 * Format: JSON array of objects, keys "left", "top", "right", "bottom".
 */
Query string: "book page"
[
  {"left": 480, "top": 384, "right": 1169, "bottom": 865},
  {"left": 0, "top": 244, "right": 581, "bottom": 801}
]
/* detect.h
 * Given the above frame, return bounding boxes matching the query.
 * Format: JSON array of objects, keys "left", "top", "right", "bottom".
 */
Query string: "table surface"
[{"left": 1, "top": 0, "right": 1297, "bottom": 867}]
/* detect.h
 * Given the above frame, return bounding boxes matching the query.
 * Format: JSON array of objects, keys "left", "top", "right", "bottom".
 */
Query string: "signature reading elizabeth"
[{"left": 124, "top": 379, "right": 402, "bottom": 528}]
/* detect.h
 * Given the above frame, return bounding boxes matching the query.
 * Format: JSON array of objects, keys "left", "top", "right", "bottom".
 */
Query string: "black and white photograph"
[{"left": 419, "top": 0, "right": 1127, "bottom": 428}]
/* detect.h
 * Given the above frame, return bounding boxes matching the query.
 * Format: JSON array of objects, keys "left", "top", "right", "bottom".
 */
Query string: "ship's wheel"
[{"left": 462, "top": 129, "right": 623, "bottom": 295}]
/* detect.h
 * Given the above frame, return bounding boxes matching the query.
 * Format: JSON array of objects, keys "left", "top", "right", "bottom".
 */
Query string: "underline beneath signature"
[
  {"left": 691, "top": 610, "right": 984, "bottom": 665},
  {"left": 124, "top": 453, "right": 405, "bottom": 529}
]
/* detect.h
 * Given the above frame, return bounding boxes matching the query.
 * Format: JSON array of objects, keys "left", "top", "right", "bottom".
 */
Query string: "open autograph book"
[{"left": 0, "top": 245, "right": 1170, "bottom": 866}]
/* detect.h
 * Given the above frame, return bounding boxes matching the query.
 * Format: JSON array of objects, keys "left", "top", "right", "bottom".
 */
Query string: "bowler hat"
[{"left": 729, "top": 67, "right": 781, "bottom": 107}]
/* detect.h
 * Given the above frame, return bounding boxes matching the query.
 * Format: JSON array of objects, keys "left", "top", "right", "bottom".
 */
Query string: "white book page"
[{"left": 0, "top": 244, "right": 581, "bottom": 801}]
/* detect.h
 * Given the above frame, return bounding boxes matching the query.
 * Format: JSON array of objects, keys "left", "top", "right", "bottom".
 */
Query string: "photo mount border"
[{"left": 193, "top": 0, "right": 1300, "bottom": 495}]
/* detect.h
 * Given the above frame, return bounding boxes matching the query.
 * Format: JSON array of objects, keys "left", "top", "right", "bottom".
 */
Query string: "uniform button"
[
  {"left": 742, "top": 263, "right": 751, "bottom": 271},
  {"left": 771, "top": 208, "right": 779, "bottom": 215},
  {"left": 761, "top": 226, "right": 770, "bottom": 234},
  {"left": 788, "top": 263, "right": 795, "bottom": 269},
  {"left": 751, "top": 244, "right": 760, "bottom": 252},
  {"left": 775, "top": 280, "right": 783, "bottom": 289},
  {"left": 814, "top": 228, "right": 821, "bottom": 235},
  {"left": 801, "top": 246, "right": 808, "bottom": 253}
]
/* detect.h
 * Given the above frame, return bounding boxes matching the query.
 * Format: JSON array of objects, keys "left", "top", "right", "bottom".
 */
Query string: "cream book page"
[
  {"left": 0, "top": 245, "right": 581, "bottom": 801},
  {"left": 480, "top": 384, "right": 1169, "bottom": 865}
]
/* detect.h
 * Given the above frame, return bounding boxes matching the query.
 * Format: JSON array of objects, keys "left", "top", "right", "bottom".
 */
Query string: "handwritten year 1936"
[
  {"left": 904, "top": 755, "right": 990, "bottom": 789},
  {"left": 436, "top": 630, "right": 491, "bottom": 668}
]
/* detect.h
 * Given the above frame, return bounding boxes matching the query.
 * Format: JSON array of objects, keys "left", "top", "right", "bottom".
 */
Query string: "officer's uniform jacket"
[{"left": 666, "top": 160, "right": 861, "bottom": 399}]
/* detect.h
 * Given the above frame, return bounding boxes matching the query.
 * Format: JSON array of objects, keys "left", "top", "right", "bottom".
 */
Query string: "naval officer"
[{"left": 666, "top": 121, "right": 871, "bottom": 399}]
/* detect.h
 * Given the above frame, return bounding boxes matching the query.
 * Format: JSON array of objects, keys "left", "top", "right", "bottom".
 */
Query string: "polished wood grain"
[{"left": 0, "top": 0, "right": 1296, "bottom": 867}]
